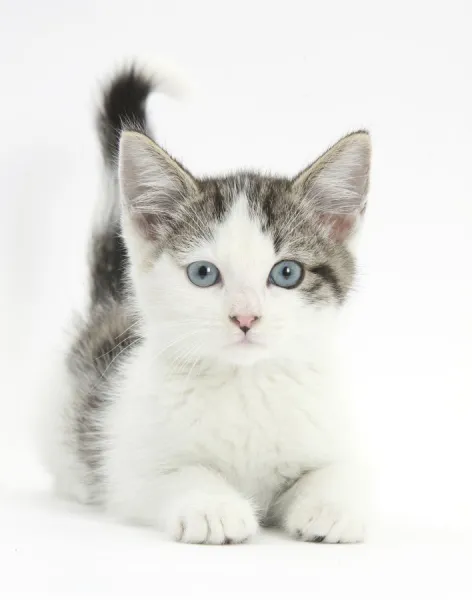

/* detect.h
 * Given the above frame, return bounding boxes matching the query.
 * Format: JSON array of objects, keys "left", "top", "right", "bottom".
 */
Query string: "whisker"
[
  {"left": 95, "top": 332, "right": 140, "bottom": 361},
  {"left": 95, "top": 337, "right": 142, "bottom": 383}
]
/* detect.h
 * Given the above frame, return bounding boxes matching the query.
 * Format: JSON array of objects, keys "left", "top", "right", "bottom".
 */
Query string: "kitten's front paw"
[
  {"left": 165, "top": 492, "right": 258, "bottom": 544},
  {"left": 281, "top": 466, "right": 366, "bottom": 544},
  {"left": 285, "top": 503, "right": 365, "bottom": 544}
]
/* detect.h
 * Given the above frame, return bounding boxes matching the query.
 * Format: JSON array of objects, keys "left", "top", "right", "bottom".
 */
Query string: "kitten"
[{"left": 39, "top": 66, "right": 371, "bottom": 544}]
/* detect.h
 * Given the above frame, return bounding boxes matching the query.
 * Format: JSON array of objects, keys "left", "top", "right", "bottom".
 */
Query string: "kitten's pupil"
[
  {"left": 198, "top": 265, "right": 210, "bottom": 279},
  {"left": 282, "top": 266, "right": 291, "bottom": 279}
]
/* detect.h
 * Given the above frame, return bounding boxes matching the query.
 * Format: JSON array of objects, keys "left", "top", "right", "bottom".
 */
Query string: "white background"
[{"left": 1, "top": 0, "right": 471, "bottom": 597}]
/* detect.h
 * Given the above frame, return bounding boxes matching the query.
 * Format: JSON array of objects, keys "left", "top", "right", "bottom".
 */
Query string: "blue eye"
[
  {"left": 269, "top": 260, "right": 304, "bottom": 289},
  {"left": 187, "top": 261, "right": 221, "bottom": 287}
]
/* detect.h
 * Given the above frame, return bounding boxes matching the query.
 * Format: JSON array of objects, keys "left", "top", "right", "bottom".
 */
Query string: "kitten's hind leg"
[{"left": 35, "top": 353, "right": 90, "bottom": 504}]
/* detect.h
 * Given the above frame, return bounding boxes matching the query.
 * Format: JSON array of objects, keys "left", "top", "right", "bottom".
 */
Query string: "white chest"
[{"left": 132, "top": 362, "right": 343, "bottom": 512}]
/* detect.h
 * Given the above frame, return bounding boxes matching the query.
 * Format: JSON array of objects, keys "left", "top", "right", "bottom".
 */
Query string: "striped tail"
[{"left": 90, "top": 66, "right": 156, "bottom": 305}]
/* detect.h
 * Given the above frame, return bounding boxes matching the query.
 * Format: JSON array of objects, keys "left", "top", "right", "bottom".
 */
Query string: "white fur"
[{"left": 41, "top": 192, "right": 367, "bottom": 544}]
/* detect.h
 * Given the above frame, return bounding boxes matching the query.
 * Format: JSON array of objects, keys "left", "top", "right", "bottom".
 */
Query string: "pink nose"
[{"left": 230, "top": 315, "right": 260, "bottom": 333}]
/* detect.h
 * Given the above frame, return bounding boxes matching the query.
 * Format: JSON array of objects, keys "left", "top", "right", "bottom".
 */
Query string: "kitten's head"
[{"left": 118, "top": 131, "right": 370, "bottom": 367}]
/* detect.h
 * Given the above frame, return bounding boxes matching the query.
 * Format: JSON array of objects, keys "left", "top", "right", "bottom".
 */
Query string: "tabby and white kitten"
[{"left": 40, "top": 67, "right": 371, "bottom": 544}]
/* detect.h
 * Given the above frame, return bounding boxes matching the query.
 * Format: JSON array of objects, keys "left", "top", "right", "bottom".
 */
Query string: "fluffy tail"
[{"left": 90, "top": 66, "right": 156, "bottom": 305}]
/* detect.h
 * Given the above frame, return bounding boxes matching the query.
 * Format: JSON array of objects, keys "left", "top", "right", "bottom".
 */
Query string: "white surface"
[
  {"left": 1, "top": 486, "right": 471, "bottom": 599},
  {"left": 1, "top": 0, "right": 471, "bottom": 597}
]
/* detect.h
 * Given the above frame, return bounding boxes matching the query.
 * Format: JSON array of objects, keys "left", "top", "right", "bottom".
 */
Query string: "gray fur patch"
[{"left": 67, "top": 299, "right": 140, "bottom": 495}]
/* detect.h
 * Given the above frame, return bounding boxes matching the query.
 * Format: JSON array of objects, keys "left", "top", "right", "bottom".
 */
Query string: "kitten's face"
[{"left": 119, "top": 131, "right": 370, "bottom": 367}]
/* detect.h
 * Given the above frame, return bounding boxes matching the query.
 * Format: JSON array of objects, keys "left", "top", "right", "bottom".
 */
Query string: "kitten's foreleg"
[
  {"left": 271, "top": 463, "right": 366, "bottom": 543},
  {"left": 110, "top": 465, "right": 258, "bottom": 544}
]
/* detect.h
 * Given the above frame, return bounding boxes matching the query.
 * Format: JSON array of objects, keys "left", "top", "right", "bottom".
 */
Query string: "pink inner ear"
[{"left": 318, "top": 213, "right": 358, "bottom": 243}]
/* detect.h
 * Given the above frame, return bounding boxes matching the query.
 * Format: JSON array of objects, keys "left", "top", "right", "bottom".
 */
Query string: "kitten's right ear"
[{"left": 118, "top": 131, "right": 198, "bottom": 240}]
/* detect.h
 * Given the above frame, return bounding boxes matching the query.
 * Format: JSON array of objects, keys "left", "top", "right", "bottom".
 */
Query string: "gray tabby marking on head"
[{"left": 119, "top": 128, "right": 370, "bottom": 303}]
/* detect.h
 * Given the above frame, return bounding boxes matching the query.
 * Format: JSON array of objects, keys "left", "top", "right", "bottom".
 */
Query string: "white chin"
[{"left": 220, "top": 342, "right": 267, "bottom": 366}]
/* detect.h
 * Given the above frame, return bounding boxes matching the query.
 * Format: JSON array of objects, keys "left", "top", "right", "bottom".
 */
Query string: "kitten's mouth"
[{"left": 228, "top": 337, "right": 263, "bottom": 348}]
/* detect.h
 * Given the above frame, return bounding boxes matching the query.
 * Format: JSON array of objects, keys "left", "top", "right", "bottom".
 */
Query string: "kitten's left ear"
[{"left": 292, "top": 131, "right": 371, "bottom": 242}]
